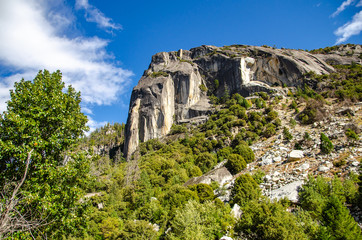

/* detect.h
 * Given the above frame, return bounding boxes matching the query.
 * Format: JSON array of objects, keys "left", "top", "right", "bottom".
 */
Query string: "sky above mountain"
[{"left": 0, "top": 0, "right": 361, "bottom": 132}]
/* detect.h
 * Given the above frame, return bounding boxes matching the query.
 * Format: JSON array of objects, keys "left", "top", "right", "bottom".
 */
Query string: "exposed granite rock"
[
  {"left": 183, "top": 167, "right": 233, "bottom": 186},
  {"left": 269, "top": 180, "right": 304, "bottom": 203},
  {"left": 124, "top": 45, "right": 335, "bottom": 159}
]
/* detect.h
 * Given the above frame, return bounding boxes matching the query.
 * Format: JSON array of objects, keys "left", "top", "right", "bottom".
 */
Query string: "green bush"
[
  {"left": 170, "top": 124, "right": 188, "bottom": 134},
  {"left": 320, "top": 133, "right": 333, "bottom": 154},
  {"left": 188, "top": 183, "right": 215, "bottom": 203},
  {"left": 299, "top": 99, "right": 325, "bottom": 124},
  {"left": 233, "top": 144, "right": 255, "bottom": 163},
  {"left": 231, "top": 173, "right": 261, "bottom": 207},
  {"left": 225, "top": 154, "right": 247, "bottom": 175},
  {"left": 119, "top": 220, "right": 158, "bottom": 240},
  {"left": 321, "top": 195, "right": 361, "bottom": 239},
  {"left": 283, "top": 127, "right": 293, "bottom": 141},
  {"left": 195, "top": 152, "right": 217, "bottom": 173},
  {"left": 235, "top": 201, "right": 308, "bottom": 240},
  {"left": 167, "top": 200, "right": 234, "bottom": 240}
]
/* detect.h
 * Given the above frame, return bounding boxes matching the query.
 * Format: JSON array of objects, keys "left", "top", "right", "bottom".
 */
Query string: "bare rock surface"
[{"left": 183, "top": 167, "right": 233, "bottom": 186}]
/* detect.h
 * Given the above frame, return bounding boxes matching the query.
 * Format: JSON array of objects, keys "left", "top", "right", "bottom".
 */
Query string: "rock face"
[{"left": 124, "top": 45, "right": 334, "bottom": 159}]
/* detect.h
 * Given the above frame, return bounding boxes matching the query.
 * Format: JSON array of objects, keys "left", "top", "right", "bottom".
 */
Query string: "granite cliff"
[{"left": 124, "top": 44, "right": 359, "bottom": 159}]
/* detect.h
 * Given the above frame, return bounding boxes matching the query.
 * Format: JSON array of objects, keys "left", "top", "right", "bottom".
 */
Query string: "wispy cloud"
[
  {"left": 335, "top": 10, "right": 362, "bottom": 44},
  {"left": 357, "top": 0, "right": 362, "bottom": 7},
  {"left": 75, "top": 0, "right": 122, "bottom": 32},
  {"left": 0, "top": 0, "right": 133, "bottom": 130},
  {"left": 331, "top": 0, "right": 355, "bottom": 17}
]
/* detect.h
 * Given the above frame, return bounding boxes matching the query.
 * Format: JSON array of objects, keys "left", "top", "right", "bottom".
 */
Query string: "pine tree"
[{"left": 320, "top": 133, "right": 333, "bottom": 154}]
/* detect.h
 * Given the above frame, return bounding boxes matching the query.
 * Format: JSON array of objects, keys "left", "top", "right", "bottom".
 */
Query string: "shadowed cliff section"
[{"left": 124, "top": 45, "right": 336, "bottom": 159}]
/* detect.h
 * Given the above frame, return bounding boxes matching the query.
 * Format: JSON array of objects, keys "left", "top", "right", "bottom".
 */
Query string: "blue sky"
[{"left": 0, "top": 0, "right": 361, "bottom": 132}]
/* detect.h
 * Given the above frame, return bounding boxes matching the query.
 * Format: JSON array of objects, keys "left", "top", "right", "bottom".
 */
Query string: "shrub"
[
  {"left": 167, "top": 200, "right": 234, "bottom": 240},
  {"left": 235, "top": 201, "right": 308, "bottom": 240},
  {"left": 299, "top": 99, "right": 326, "bottom": 124},
  {"left": 233, "top": 144, "right": 255, "bottom": 163},
  {"left": 321, "top": 195, "right": 361, "bottom": 239},
  {"left": 169, "top": 124, "right": 187, "bottom": 134},
  {"left": 320, "top": 133, "right": 333, "bottom": 154},
  {"left": 188, "top": 183, "right": 215, "bottom": 203},
  {"left": 150, "top": 71, "right": 168, "bottom": 78},
  {"left": 345, "top": 128, "right": 359, "bottom": 143},
  {"left": 195, "top": 152, "right": 217, "bottom": 173},
  {"left": 263, "top": 123, "right": 276, "bottom": 137},
  {"left": 283, "top": 127, "right": 293, "bottom": 141},
  {"left": 225, "top": 154, "right": 247, "bottom": 175},
  {"left": 119, "top": 220, "right": 158, "bottom": 240},
  {"left": 231, "top": 173, "right": 261, "bottom": 207}
]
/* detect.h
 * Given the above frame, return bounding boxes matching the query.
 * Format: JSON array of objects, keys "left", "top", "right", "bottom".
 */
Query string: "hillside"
[
  {"left": 79, "top": 45, "right": 362, "bottom": 239},
  {"left": 1, "top": 45, "right": 361, "bottom": 239}
]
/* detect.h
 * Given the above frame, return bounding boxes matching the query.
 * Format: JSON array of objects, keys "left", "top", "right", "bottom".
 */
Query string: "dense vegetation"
[{"left": 1, "top": 51, "right": 361, "bottom": 239}]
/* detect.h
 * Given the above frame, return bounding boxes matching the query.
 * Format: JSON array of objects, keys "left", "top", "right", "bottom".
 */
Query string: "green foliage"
[
  {"left": 0, "top": 70, "right": 90, "bottom": 238},
  {"left": 321, "top": 195, "right": 362, "bottom": 239},
  {"left": 139, "top": 139, "right": 165, "bottom": 155},
  {"left": 299, "top": 175, "right": 359, "bottom": 218},
  {"left": 346, "top": 128, "right": 359, "bottom": 143},
  {"left": 235, "top": 200, "right": 308, "bottom": 240},
  {"left": 167, "top": 200, "right": 234, "bottom": 240},
  {"left": 188, "top": 183, "right": 215, "bottom": 203},
  {"left": 252, "top": 170, "right": 266, "bottom": 184},
  {"left": 299, "top": 99, "right": 325, "bottom": 124},
  {"left": 119, "top": 220, "right": 158, "bottom": 240},
  {"left": 150, "top": 71, "right": 169, "bottom": 78},
  {"left": 283, "top": 127, "right": 293, "bottom": 141},
  {"left": 169, "top": 124, "right": 188, "bottom": 135},
  {"left": 231, "top": 173, "right": 261, "bottom": 207},
  {"left": 162, "top": 185, "right": 199, "bottom": 209},
  {"left": 233, "top": 143, "right": 255, "bottom": 163},
  {"left": 225, "top": 154, "right": 246, "bottom": 175},
  {"left": 214, "top": 79, "right": 220, "bottom": 89},
  {"left": 320, "top": 133, "right": 333, "bottom": 154},
  {"left": 195, "top": 152, "right": 217, "bottom": 173},
  {"left": 199, "top": 84, "right": 207, "bottom": 92}
]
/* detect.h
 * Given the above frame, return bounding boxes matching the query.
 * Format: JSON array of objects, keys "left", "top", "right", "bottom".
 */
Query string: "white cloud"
[
  {"left": 357, "top": 0, "right": 362, "bottom": 7},
  {"left": 86, "top": 116, "right": 108, "bottom": 134},
  {"left": 331, "top": 0, "right": 355, "bottom": 17},
  {"left": 335, "top": 10, "right": 362, "bottom": 44},
  {"left": 75, "top": 0, "right": 122, "bottom": 32},
  {"left": 0, "top": 0, "right": 133, "bottom": 116}
]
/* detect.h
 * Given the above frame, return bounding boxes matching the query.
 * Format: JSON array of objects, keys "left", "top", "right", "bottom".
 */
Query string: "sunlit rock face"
[{"left": 124, "top": 45, "right": 334, "bottom": 159}]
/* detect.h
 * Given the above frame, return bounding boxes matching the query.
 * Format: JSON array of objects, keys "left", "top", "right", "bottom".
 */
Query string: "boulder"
[
  {"left": 231, "top": 204, "right": 243, "bottom": 219},
  {"left": 184, "top": 167, "right": 232, "bottom": 186},
  {"left": 220, "top": 236, "right": 233, "bottom": 240},
  {"left": 288, "top": 150, "right": 304, "bottom": 161},
  {"left": 269, "top": 180, "right": 304, "bottom": 203}
]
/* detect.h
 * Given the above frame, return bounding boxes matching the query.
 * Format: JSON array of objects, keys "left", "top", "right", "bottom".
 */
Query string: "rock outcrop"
[{"left": 124, "top": 45, "right": 335, "bottom": 159}]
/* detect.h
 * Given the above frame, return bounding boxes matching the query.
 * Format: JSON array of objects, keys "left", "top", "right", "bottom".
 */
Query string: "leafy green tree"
[
  {"left": 321, "top": 195, "right": 362, "bottom": 239},
  {"left": 231, "top": 173, "right": 261, "bottom": 207},
  {"left": 225, "top": 154, "right": 246, "bottom": 175},
  {"left": 320, "top": 133, "right": 333, "bottom": 154},
  {"left": 0, "top": 70, "right": 89, "bottom": 238},
  {"left": 119, "top": 220, "right": 158, "bottom": 240},
  {"left": 233, "top": 143, "right": 255, "bottom": 163},
  {"left": 167, "top": 200, "right": 234, "bottom": 240},
  {"left": 235, "top": 200, "right": 308, "bottom": 240},
  {"left": 188, "top": 183, "right": 215, "bottom": 203},
  {"left": 283, "top": 127, "right": 293, "bottom": 141}
]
